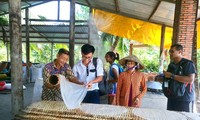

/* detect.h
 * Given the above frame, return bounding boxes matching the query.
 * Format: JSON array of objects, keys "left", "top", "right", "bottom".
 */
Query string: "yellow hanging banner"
[
  {"left": 93, "top": 9, "right": 199, "bottom": 49},
  {"left": 197, "top": 20, "right": 200, "bottom": 49}
]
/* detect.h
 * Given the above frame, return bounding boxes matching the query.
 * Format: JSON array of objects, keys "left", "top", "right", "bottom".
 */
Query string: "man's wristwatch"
[{"left": 170, "top": 74, "right": 175, "bottom": 79}]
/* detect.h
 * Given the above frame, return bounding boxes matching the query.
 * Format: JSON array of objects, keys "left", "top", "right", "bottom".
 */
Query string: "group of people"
[{"left": 41, "top": 43, "right": 196, "bottom": 113}]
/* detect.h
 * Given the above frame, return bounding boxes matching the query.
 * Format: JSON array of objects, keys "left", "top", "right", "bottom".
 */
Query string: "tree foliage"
[
  {"left": 0, "top": 16, "right": 8, "bottom": 26},
  {"left": 0, "top": 41, "right": 8, "bottom": 61},
  {"left": 100, "top": 32, "right": 160, "bottom": 72},
  {"left": 75, "top": 5, "right": 89, "bottom": 20},
  {"left": 21, "top": 43, "right": 69, "bottom": 63}
]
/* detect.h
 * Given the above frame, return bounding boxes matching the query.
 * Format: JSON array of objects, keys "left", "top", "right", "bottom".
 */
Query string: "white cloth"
[
  {"left": 147, "top": 81, "right": 162, "bottom": 90},
  {"left": 72, "top": 58, "right": 104, "bottom": 91},
  {"left": 59, "top": 75, "right": 87, "bottom": 109},
  {"left": 32, "top": 78, "right": 43, "bottom": 103},
  {"left": 31, "top": 64, "right": 45, "bottom": 82}
]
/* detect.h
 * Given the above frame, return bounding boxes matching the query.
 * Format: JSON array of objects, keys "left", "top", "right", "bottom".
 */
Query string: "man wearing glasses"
[
  {"left": 73, "top": 44, "right": 104, "bottom": 104},
  {"left": 163, "top": 44, "right": 196, "bottom": 112},
  {"left": 155, "top": 44, "right": 196, "bottom": 112}
]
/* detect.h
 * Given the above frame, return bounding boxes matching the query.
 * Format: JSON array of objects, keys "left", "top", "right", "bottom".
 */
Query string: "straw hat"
[{"left": 119, "top": 55, "right": 144, "bottom": 69}]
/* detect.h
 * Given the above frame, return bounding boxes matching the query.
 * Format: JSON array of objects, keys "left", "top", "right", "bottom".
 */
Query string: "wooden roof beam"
[
  {"left": 157, "top": 0, "right": 175, "bottom": 3},
  {"left": 0, "top": 1, "right": 50, "bottom": 16},
  {"left": 30, "top": 26, "right": 52, "bottom": 42},
  {"left": 85, "top": 0, "right": 91, "bottom": 7},
  {"left": 148, "top": 1, "right": 161, "bottom": 21},
  {"left": 21, "top": 41, "right": 88, "bottom": 44},
  {"left": 28, "top": 19, "right": 88, "bottom": 23},
  {"left": 114, "top": 0, "right": 120, "bottom": 12},
  {"left": 132, "top": 44, "right": 149, "bottom": 48}
]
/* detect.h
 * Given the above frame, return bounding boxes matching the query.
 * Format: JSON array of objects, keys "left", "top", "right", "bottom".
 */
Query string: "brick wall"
[{"left": 172, "top": 0, "right": 198, "bottom": 60}]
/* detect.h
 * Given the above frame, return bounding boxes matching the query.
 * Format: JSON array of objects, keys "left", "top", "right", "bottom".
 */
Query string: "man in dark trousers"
[
  {"left": 163, "top": 44, "right": 196, "bottom": 112},
  {"left": 73, "top": 44, "right": 104, "bottom": 104}
]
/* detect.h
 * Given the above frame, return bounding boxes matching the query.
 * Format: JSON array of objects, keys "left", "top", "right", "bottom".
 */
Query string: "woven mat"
[
  {"left": 16, "top": 101, "right": 144, "bottom": 120},
  {"left": 133, "top": 108, "right": 188, "bottom": 120}
]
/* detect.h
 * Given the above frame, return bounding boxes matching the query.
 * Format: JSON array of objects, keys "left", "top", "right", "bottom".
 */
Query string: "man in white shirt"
[{"left": 73, "top": 44, "right": 104, "bottom": 104}]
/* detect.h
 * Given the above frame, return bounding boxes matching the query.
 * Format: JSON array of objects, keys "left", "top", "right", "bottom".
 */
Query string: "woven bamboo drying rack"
[{"left": 15, "top": 101, "right": 145, "bottom": 120}]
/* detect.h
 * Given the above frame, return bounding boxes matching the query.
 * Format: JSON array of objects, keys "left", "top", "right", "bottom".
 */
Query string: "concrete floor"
[
  {"left": 0, "top": 83, "right": 199, "bottom": 120},
  {"left": 0, "top": 83, "right": 34, "bottom": 120}
]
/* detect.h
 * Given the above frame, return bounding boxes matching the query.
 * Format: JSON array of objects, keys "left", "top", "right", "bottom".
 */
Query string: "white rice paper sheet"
[{"left": 59, "top": 75, "right": 87, "bottom": 109}]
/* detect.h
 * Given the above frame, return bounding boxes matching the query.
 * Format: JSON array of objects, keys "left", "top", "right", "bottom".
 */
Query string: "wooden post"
[
  {"left": 192, "top": 0, "right": 200, "bottom": 103},
  {"left": 69, "top": 0, "right": 76, "bottom": 67},
  {"left": 25, "top": 8, "right": 30, "bottom": 83},
  {"left": 57, "top": 0, "right": 60, "bottom": 20},
  {"left": 51, "top": 43, "right": 54, "bottom": 62},
  {"left": 6, "top": 42, "right": 9, "bottom": 61},
  {"left": 159, "top": 25, "right": 165, "bottom": 73},
  {"left": 160, "top": 25, "right": 165, "bottom": 57},
  {"left": 88, "top": 8, "right": 91, "bottom": 44},
  {"left": 193, "top": 26, "right": 200, "bottom": 102},
  {"left": 129, "top": 41, "right": 133, "bottom": 56},
  {"left": 9, "top": 0, "right": 23, "bottom": 118},
  {"left": 110, "top": 36, "right": 119, "bottom": 51}
]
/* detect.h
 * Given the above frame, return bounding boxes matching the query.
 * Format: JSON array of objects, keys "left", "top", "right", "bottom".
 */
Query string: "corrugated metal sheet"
[
  {"left": 0, "top": 1, "right": 49, "bottom": 15},
  {"left": 119, "top": 0, "right": 158, "bottom": 20},
  {"left": 77, "top": 0, "right": 177, "bottom": 26},
  {"left": 0, "top": 0, "right": 199, "bottom": 43},
  {"left": 0, "top": 0, "right": 198, "bottom": 26},
  {"left": 150, "top": 2, "right": 175, "bottom": 26},
  {"left": 0, "top": 25, "right": 89, "bottom": 44}
]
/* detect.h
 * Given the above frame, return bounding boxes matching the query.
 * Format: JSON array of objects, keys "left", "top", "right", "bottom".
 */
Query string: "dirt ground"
[{"left": 0, "top": 83, "right": 199, "bottom": 120}]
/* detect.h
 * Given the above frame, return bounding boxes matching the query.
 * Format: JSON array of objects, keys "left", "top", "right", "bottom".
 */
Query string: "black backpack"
[
  {"left": 162, "top": 58, "right": 192, "bottom": 98},
  {"left": 93, "top": 57, "right": 107, "bottom": 96}
]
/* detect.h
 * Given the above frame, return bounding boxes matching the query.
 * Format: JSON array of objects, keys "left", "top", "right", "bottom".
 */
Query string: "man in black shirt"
[{"left": 163, "top": 44, "right": 196, "bottom": 112}]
